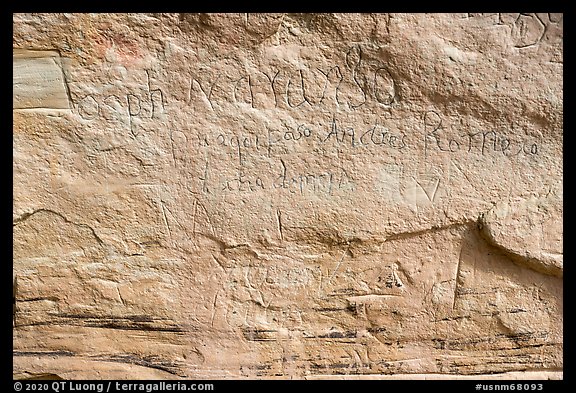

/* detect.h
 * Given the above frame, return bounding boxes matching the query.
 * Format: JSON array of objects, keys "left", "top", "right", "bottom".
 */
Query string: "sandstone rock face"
[{"left": 13, "top": 13, "right": 563, "bottom": 379}]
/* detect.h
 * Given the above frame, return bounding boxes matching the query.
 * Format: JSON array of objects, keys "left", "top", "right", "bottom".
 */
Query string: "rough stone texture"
[{"left": 13, "top": 13, "right": 562, "bottom": 379}]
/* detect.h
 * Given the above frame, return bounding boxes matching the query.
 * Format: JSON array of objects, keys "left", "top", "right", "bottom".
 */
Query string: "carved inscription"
[
  {"left": 186, "top": 110, "right": 540, "bottom": 198},
  {"left": 69, "top": 44, "right": 544, "bottom": 204},
  {"left": 218, "top": 260, "right": 407, "bottom": 329},
  {"left": 73, "top": 70, "right": 166, "bottom": 137},
  {"left": 467, "top": 13, "right": 563, "bottom": 49},
  {"left": 184, "top": 45, "right": 397, "bottom": 112},
  {"left": 423, "top": 111, "right": 539, "bottom": 157}
]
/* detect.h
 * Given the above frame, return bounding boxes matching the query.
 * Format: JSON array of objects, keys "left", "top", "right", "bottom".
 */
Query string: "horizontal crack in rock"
[
  {"left": 38, "top": 313, "right": 188, "bottom": 333},
  {"left": 13, "top": 208, "right": 104, "bottom": 245},
  {"left": 14, "top": 350, "right": 75, "bottom": 357}
]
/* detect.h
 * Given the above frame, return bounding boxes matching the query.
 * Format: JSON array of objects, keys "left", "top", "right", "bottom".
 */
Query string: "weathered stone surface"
[
  {"left": 480, "top": 193, "right": 563, "bottom": 277},
  {"left": 13, "top": 13, "right": 562, "bottom": 379},
  {"left": 13, "top": 50, "right": 70, "bottom": 110}
]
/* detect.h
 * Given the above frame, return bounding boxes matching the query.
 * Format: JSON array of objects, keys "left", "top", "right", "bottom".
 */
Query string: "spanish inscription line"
[
  {"left": 74, "top": 45, "right": 399, "bottom": 122},
  {"left": 68, "top": 45, "right": 542, "bottom": 202}
]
